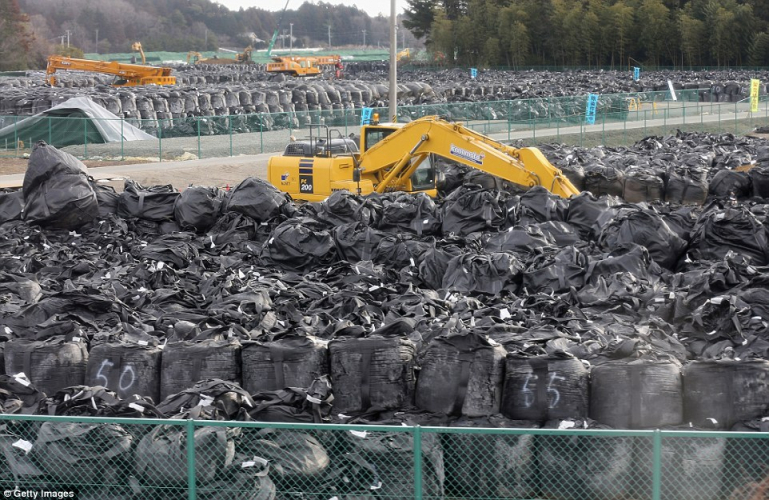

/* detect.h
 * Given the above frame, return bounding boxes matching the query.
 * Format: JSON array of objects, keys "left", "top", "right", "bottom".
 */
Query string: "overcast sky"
[{"left": 218, "top": 0, "right": 402, "bottom": 19}]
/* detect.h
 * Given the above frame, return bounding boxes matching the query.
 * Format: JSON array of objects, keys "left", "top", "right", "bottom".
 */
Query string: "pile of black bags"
[{"left": 3, "top": 135, "right": 769, "bottom": 497}]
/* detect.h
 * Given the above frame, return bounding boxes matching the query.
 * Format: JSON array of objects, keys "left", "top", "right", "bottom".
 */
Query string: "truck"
[
  {"left": 45, "top": 56, "right": 176, "bottom": 87},
  {"left": 267, "top": 114, "right": 579, "bottom": 202}
]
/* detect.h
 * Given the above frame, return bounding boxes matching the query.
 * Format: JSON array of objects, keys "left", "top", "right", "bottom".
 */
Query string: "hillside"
[{"left": 6, "top": 0, "right": 419, "bottom": 70}]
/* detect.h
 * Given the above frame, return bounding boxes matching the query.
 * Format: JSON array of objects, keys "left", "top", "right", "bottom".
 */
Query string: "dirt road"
[{"left": 0, "top": 153, "right": 274, "bottom": 191}]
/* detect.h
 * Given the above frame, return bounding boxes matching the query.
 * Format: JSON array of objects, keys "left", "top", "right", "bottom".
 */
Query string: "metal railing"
[
  {"left": 0, "top": 88, "right": 766, "bottom": 161},
  {"left": 1, "top": 413, "right": 769, "bottom": 500}
]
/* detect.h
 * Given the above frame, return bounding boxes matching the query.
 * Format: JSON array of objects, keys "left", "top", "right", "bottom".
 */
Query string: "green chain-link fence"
[
  {"left": 3, "top": 88, "right": 766, "bottom": 162},
  {"left": 2, "top": 413, "right": 769, "bottom": 500}
]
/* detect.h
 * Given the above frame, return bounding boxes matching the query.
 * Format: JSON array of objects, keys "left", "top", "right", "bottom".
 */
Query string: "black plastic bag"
[
  {"left": 174, "top": 186, "right": 225, "bottom": 232},
  {"left": 0, "top": 190, "right": 23, "bottom": 224},
  {"left": 598, "top": 208, "right": 687, "bottom": 270},
  {"left": 441, "top": 185, "right": 508, "bottom": 236},
  {"left": 22, "top": 141, "right": 98, "bottom": 229},
  {"left": 223, "top": 176, "right": 292, "bottom": 222},
  {"left": 32, "top": 421, "right": 133, "bottom": 484},
  {"left": 117, "top": 179, "right": 179, "bottom": 222},
  {"left": 260, "top": 217, "right": 337, "bottom": 271},
  {"left": 443, "top": 252, "right": 523, "bottom": 294}
]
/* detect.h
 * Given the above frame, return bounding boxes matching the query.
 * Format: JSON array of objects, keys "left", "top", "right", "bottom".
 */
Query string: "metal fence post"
[
  {"left": 84, "top": 118, "right": 88, "bottom": 159},
  {"left": 197, "top": 117, "right": 201, "bottom": 159},
  {"left": 158, "top": 122, "right": 162, "bottom": 163},
  {"left": 652, "top": 430, "right": 662, "bottom": 500},
  {"left": 413, "top": 426, "right": 423, "bottom": 500},
  {"left": 121, "top": 119, "right": 124, "bottom": 160},
  {"left": 602, "top": 108, "right": 605, "bottom": 145},
  {"left": 48, "top": 116, "right": 52, "bottom": 145},
  {"left": 260, "top": 113, "right": 264, "bottom": 154},
  {"left": 187, "top": 419, "right": 196, "bottom": 500},
  {"left": 507, "top": 100, "right": 511, "bottom": 141}
]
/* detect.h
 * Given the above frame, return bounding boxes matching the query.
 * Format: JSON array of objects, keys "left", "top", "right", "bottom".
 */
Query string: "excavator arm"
[
  {"left": 358, "top": 116, "right": 579, "bottom": 198},
  {"left": 46, "top": 56, "right": 175, "bottom": 87},
  {"left": 131, "top": 42, "right": 146, "bottom": 64}
]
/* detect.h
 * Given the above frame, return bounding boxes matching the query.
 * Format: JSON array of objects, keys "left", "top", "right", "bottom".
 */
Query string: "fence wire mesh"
[
  {"left": 2, "top": 88, "right": 764, "bottom": 162},
  {"left": 1, "top": 415, "right": 769, "bottom": 500}
]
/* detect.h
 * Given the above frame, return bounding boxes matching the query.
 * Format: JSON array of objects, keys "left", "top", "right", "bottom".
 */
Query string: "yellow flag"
[{"left": 751, "top": 79, "right": 760, "bottom": 113}]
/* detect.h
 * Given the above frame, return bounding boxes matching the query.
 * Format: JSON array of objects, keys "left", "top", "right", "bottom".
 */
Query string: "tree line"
[
  {"left": 403, "top": 0, "right": 769, "bottom": 68},
  {"left": 0, "top": 0, "right": 418, "bottom": 71}
]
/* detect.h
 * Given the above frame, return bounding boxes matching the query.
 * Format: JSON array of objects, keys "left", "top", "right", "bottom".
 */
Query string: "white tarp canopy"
[{"left": 0, "top": 96, "right": 156, "bottom": 147}]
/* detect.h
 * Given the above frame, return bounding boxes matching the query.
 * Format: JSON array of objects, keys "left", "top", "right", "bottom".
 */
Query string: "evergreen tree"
[{"left": 0, "top": 0, "right": 34, "bottom": 70}]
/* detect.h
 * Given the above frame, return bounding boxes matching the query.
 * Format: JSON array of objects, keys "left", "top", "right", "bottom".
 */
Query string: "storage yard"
[{"left": 2, "top": 60, "right": 769, "bottom": 499}]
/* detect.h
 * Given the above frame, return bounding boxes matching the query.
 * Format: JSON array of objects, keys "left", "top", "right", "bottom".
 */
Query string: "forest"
[
  {"left": 0, "top": 0, "right": 408, "bottom": 71},
  {"left": 403, "top": 0, "right": 769, "bottom": 68},
  {"left": 3, "top": 0, "right": 769, "bottom": 71}
]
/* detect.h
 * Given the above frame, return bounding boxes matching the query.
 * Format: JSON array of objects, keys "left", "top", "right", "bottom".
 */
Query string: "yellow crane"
[{"left": 46, "top": 56, "right": 176, "bottom": 87}]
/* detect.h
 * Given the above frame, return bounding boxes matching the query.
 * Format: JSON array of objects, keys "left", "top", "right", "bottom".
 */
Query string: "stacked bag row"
[
  {"left": 4, "top": 311, "right": 769, "bottom": 433},
  {"left": 542, "top": 130, "right": 769, "bottom": 205}
]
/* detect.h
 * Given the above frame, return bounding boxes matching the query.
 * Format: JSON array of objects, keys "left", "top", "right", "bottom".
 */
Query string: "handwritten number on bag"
[
  {"left": 521, "top": 371, "right": 564, "bottom": 408},
  {"left": 96, "top": 359, "right": 136, "bottom": 391}
]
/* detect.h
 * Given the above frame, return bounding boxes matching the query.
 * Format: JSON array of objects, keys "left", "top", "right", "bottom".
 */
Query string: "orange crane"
[{"left": 46, "top": 56, "right": 176, "bottom": 87}]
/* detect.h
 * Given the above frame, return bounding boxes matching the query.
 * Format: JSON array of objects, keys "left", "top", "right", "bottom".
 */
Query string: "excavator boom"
[
  {"left": 46, "top": 56, "right": 175, "bottom": 87},
  {"left": 266, "top": 0, "right": 290, "bottom": 58},
  {"left": 358, "top": 116, "right": 579, "bottom": 198}
]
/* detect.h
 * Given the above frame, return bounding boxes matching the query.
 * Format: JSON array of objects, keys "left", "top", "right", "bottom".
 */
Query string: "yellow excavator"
[
  {"left": 267, "top": 115, "right": 579, "bottom": 202},
  {"left": 187, "top": 51, "right": 203, "bottom": 64},
  {"left": 45, "top": 56, "right": 176, "bottom": 87}
]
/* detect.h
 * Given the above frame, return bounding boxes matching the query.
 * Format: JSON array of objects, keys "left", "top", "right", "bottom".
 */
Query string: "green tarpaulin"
[{"left": 0, "top": 96, "right": 155, "bottom": 148}]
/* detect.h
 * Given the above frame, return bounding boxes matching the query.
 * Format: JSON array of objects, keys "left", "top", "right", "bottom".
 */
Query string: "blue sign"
[
  {"left": 361, "top": 107, "right": 373, "bottom": 126},
  {"left": 633, "top": 67, "right": 640, "bottom": 81},
  {"left": 585, "top": 94, "right": 599, "bottom": 125},
  {"left": 470, "top": 68, "right": 477, "bottom": 79}
]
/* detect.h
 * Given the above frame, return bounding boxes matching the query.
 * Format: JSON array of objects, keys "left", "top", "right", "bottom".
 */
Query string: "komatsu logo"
[
  {"left": 281, "top": 172, "right": 289, "bottom": 181},
  {"left": 450, "top": 144, "right": 484, "bottom": 165}
]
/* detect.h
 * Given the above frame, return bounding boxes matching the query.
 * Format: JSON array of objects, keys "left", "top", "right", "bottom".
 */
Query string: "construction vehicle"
[
  {"left": 131, "top": 42, "right": 146, "bottom": 64},
  {"left": 267, "top": 114, "right": 579, "bottom": 202},
  {"left": 266, "top": 54, "right": 343, "bottom": 78},
  {"left": 186, "top": 51, "right": 202, "bottom": 64},
  {"left": 45, "top": 56, "right": 176, "bottom": 87},
  {"left": 235, "top": 46, "right": 253, "bottom": 63},
  {"left": 266, "top": 56, "right": 321, "bottom": 77},
  {"left": 189, "top": 47, "right": 253, "bottom": 65},
  {"left": 266, "top": 0, "right": 290, "bottom": 58},
  {"left": 396, "top": 48, "right": 410, "bottom": 62}
]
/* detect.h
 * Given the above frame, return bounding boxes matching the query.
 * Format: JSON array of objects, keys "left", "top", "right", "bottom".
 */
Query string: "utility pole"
[
  {"left": 290, "top": 23, "right": 293, "bottom": 54},
  {"left": 327, "top": 25, "right": 332, "bottom": 48},
  {"left": 389, "top": 0, "right": 397, "bottom": 123},
  {"left": 66, "top": 30, "right": 71, "bottom": 48},
  {"left": 282, "top": 29, "right": 287, "bottom": 49},
  {"left": 95, "top": 29, "right": 98, "bottom": 53},
  {"left": 395, "top": 24, "right": 398, "bottom": 52},
  {"left": 205, "top": 29, "right": 208, "bottom": 49},
  {"left": 362, "top": 29, "right": 366, "bottom": 47}
]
